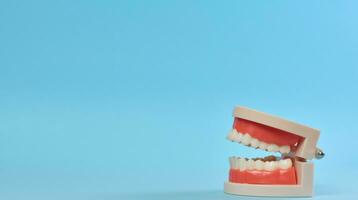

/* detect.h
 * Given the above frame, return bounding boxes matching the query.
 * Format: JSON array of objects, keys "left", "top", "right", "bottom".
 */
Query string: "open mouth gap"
[{"left": 227, "top": 118, "right": 304, "bottom": 185}]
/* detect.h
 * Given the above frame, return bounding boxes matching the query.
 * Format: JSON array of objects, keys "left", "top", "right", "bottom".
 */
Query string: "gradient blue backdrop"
[{"left": 1, "top": 1, "right": 357, "bottom": 199}]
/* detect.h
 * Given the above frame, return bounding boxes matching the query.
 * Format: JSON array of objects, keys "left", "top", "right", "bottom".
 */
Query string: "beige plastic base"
[{"left": 224, "top": 161, "right": 314, "bottom": 197}]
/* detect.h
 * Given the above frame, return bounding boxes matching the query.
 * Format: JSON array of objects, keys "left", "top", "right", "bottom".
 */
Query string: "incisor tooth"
[
  {"left": 234, "top": 157, "right": 240, "bottom": 169},
  {"left": 226, "top": 129, "right": 235, "bottom": 141},
  {"left": 232, "top": 132, "right": 241, "bottom": 143},
  {"left": 247, "top": 159, "right": 255, "bottom": 170},
  {"left": 279, "top": 145, "right": 291, "bottom": 154},
  {"left": 250, "top": 138, "right": 259, "bottom": 148},
  {"left": 259, "top": 142, "right": 268, "bottom": 150},
  {"left": 279, "top": 159, "right": 292, "bottom": 170},
  {"left": 229, "top": 157, "right": 235, "bottom": 169},
  {"left": 236, "top": 132, "right": 244, "bottom": 142},
  {"left": 254, "top": 160, "right": 264, "bottom": 170},
  {"left": 239, "top": 158, "right": 247, "bottom": 171},
  {"left": 242, "top": 134, "right": 251, "bottom": 145},
  {"left": 267, "top": 144, "right": 279, "bottom": 152}
]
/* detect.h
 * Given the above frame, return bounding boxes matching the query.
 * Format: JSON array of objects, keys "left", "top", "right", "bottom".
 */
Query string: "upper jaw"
[{"left": 232, "top": 106, "right": 320, "bottom": 160}]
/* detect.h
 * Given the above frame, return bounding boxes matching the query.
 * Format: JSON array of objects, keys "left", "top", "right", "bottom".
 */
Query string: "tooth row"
[
  {"left": 229, "top": 157, "right": 292, "bottom": 171},
  {"left": 226, "top": 129, "right": 291, "bottom": 154}
]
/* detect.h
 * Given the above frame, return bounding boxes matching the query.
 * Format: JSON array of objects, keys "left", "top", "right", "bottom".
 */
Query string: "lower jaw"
[{"left": 229, "top": 167, "right": 297, "bottom": 185}]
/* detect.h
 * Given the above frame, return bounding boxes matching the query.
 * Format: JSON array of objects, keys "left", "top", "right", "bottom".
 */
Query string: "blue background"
[{"left": 1, "top": 1, "right": 357, "bottom": 199}]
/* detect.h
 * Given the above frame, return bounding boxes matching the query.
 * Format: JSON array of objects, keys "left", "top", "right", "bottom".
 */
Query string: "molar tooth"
[
  {"left": 259, "top": 142, "right": 268, "bottom": 150},
  {"left": 267, "top": 144, "right": 279, "bottom": 152},
  {"left": 278, "top": 159, "right": 292, "bottom": 170},
  {"left": 250, "top": 138, "right": 259, "bottom": 148},
  {"left": 247, "top": 159, "right": 255, "bottom": 170},
  {"left": 241, "top": 134, "right": 252, "bottom": 145},
  {"left": 238, "top": 158, "right": 247, "bottom": 171},
  {"left": 254, "top": 160, "right": 264, "bottom": 170},
  {"left": 279, "top": 145, "right": 291, "bottom": 154},
  {"left": 264, "top": 161, "right": 278, "bottom": 171}
]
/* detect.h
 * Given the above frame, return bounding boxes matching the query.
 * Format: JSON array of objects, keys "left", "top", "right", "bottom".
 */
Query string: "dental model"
[{"left": 224, "top": 106, "right": 324, "bottom": 197}]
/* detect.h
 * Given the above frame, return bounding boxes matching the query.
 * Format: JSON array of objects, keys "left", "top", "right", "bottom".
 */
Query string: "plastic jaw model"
[{"left": 224, "top": 106, "right": 324, "bottom": 197}]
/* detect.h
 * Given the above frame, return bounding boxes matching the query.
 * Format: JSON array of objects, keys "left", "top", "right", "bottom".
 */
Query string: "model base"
[
  {"left": 224, "top": 161, "right": 313, "bottom": 197},
  {"left": 224, "top": 182, "right": 312, "bottom": 197}
]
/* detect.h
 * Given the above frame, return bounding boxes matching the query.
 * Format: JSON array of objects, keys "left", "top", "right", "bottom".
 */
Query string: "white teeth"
[
  {"left": 227, "top": 131, "right": 292, "bottom": 154},
  {"left": 234, "top": 157, "right": 240, "bottom": 169},
  {"left": 247, "top": 159, "right": 255, "bottom": 170},
  {"left": 254, "top": 160, "right": 264, "bottom": 170},
  {"left": 278, "top": 159, "right": 292, "bottom": 170},
  {"left": 238, "top": 158, "right": 247, "bottom": 171},
  {"left": 279, "top": 146, "right": 291, "bottom": 154},
  {"left": 264, "top": 161, "right": 278, "bottom": 171},
  {"left": 229, "top": 157, "right": 233, "bottom": 168},
  {"left": 250, "top": 138, "right": 259, "bottom": 148},
  {"left": 236, "top": 132, "right": 244, "bottom": 142},
  {"left": 230, "top": 157, "right": 292, "bottom": 171},
  {"left": 231, "top": 133, "right": 241, "bottom": 143},
  {"left": 242, "top": 134, "right": 252, "bottom": 145},
  {"left": 267, "top": 144, "right": 279, "bottom": 152},
  {"left": 226, "top": 129, "right": 245, "bottom": 144},
  {"left": 229, "top": 157, "right": 240, "bottom": 169},
  {"left": 226, "top": 129, "right": 237, "bottom": 141},
  {"left": 259, "top": 142, "right": 268, "bottom": 150}
]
